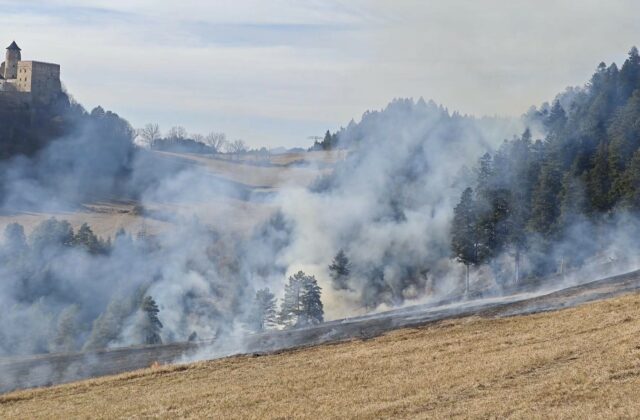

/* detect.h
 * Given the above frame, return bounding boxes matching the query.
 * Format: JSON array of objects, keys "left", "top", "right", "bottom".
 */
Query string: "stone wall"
[{"left": 15, "top": 61, "right": 61, "bottom": 103}]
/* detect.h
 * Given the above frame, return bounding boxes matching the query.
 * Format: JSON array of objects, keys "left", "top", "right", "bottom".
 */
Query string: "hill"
[
  {"left": 0, "top": 149, "right": 339, "bottom": 239},
  {"left": 2, "top": 288, "right": 640, "bottom": 418}
]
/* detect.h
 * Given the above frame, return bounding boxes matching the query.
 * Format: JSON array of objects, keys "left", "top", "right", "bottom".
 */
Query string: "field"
[
  {"left": 0, "top": 150, "right": 341, "bottom": 238},
  {"left": 2, "top": 290, "right": 640, "bottom": 418}
]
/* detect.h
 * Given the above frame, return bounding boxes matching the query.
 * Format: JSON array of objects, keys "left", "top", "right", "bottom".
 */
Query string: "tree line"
[
  {"left": 451, "top": 47, "right": 640, "bottom": 290},
  {"left": 1, "top": 218, "right": 167, "bottom": 352},
  {"left": 137, "top": 123, "right": 255, "bottom": 157}
]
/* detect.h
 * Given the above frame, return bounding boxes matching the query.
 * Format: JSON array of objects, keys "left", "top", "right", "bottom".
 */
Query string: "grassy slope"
[
  {"left": 2, "top": 292, "right": 640, "bottom": 419},
  {"left": 0, "top": 150, "right": 336, "bottom": 238}
]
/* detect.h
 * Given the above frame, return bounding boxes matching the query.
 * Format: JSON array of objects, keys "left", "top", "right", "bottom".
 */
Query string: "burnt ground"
[{"left": 2, "top": 267, "right": 640, "bottom": 394}]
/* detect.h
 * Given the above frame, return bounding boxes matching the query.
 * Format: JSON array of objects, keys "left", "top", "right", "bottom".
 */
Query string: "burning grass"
[{"left": 2, "top": 292, "right": 640, "bottom": 418}]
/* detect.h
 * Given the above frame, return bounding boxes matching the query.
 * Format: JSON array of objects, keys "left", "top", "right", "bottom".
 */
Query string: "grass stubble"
[{"left": 2, "top": 292, "right": 640, "bottom": 419}]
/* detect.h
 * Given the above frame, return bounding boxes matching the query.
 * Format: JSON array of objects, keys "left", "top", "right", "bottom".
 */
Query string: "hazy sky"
[{"left": 1, "top": 1, "right": 639, "bottom": 148}]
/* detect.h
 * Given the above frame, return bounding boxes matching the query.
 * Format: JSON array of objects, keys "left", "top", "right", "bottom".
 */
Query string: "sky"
[{"left": 1, "top": 0, "right": 640, "bottom": 148}]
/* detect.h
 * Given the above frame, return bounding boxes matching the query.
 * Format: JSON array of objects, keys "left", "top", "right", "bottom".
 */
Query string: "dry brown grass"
[
  {"left": 0, "top": 150, "right": 337, "bottom": 238},
  {"left": 3, "top": 293, "right": 640, "bottom": 419}
]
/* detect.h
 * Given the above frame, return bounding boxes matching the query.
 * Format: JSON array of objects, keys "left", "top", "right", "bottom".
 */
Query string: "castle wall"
[
  {"left": 16, "top": 61, "right": 61, "bottom": 103},
  {"left": 1, "top": 43, "right": 61, "bottom": 107}
]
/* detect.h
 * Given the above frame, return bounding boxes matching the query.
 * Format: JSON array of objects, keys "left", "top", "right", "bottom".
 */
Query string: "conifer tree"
[
  {"left": 29, "top": 218, "right": 75, "bottom": 251},
  {"left": 279, "top": 271, "right": 324, "bottom": 327},
  {"left": 140, "top": 296, "right": 163, "bottom": 345},
  {"left": 74, "top": 223, "right": 101, "bottom": 254},
  {"left": 476, "top": 153, "right": 494, "bottom": 195},
  {"left": 322, "top": 130, "right": 332, "bottom": 150},
  {"left": 82, "top": 287, "right": 146, "bottom": 351},
  {"left": 587, "top": 140, "right": 612, "bottom": 212},
  {"left": 300, "top": 274, "right": 324, "bottom": 325},
  {"left": 507, "top": 129, "right": 534, "bottom": 283},
  {"left": 278, "top": 272, "right": 305, "bottom": 327},
  {"left": 558, "top": 171, "right": 588, "bottom": 230},
  {"left": 529, "top": 157, "right": 562, "bottom": 236},
  {"left": 620, "top": 151, "right": 640, "bottom": 210},
  {"left": 3, "top": 222, "right": 27, "bottom": 255},
  {"left": 328, "top": 249, "right": 351, "bottom": 290},
  {"left": 451, "top": 187, "right": 478, "bottom": 294},
  {"left": 619, "top": 46, "right": 640, "bottom": 101},
  {"left": 50, "top": 305, "right": 79, "bottom": 353},
  {"left": 248, "top": 288, "right": 277, "bottom": 332}
]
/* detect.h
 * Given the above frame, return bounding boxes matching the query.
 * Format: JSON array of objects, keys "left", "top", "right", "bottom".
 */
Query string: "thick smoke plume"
[
  {"left": 0, "top": 96, "right": 520, "bottom": 361},
  {"left": 5, "top": 61, "right": 638, "bottom": 392}
]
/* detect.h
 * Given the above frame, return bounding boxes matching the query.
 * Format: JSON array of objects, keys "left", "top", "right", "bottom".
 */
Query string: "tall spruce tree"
[
  {"left": 620, "top": 151, "right": 640, "bottom": 210},
  {"left": 529, "top": 157, "right": 562, "bottom": 236},
  {"left": 451, "top": 187, "right": 478, "bottom": 294},
  {"left": 587, "top": 140, "right": 612, "bottom": 212},
  {"left": 3, "top": 222, "right": 27, "bottom": 255},
  {"left": 279, "top": 271, "right": 324, "bottom": 327},
  {"left": 140, "top": 296, "right": 163, "bottom": 345},
  {"left": 300, "top": 274, "right": 324, "bottom": 325},
  {"left": 618, "top": 46, "right": 640, "bottom": 101},
  {"left": 278, "top": 271, "right": 305, "bottom": 327},
  {"left": 83, "top": 287, "right": 147, "bottom": 351},
  {"left": 248, "top": 288, "right": 277, "bottom": 332},
  {"left": 74, "top": 223, "right": 101, "bottom": 254},
  {"left": 49, "top": 305, "right": 79, "bottom": 353},
  {"left": 328, "top": 249, "right": 351, "bottom": 290},
  {"left": 507, "top": 129, "right": 534, "bottom": 283}
]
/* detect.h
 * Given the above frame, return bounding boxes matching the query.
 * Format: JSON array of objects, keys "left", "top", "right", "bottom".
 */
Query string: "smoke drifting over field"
[
  {"left": 6, "top": 72, "right": 640, "bottom": 393},
  {"left": 278, "top": 99, "right": 524, "bottom": 313},
  {"left": 0, "top": 97, "right": 519, "bottom": 363}
]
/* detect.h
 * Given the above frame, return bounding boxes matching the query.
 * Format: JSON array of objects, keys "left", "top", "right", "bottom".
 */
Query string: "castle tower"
[{"left": 4, "top": 41, "right": 21, "bottom": 80}]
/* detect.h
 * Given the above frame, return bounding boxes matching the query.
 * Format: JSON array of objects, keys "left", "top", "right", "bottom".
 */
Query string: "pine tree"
[
  {"left": 476, "top": 153, "right": 494, "bottom": 195},
  {"left": 74, "top": 223, "right": 101, "bottom": 254},
  {"left": 83, "top": 300, "right": 126, "bottom": 351},
  {"left": 451, "top": 187, "right": 478, "bottom": 294},
  {"left": 300, "top": 275, "right": 324, "bottom": 325},
  {"left": 140, "top": 296, "right": 163, "bottom": 345},
  {"left": 587, "top": 140, "right": 612, "bottom": 212},
  {"left": 620, "top": 150, "right": 640, "bottom": 210},
  {"left": 608, "top": 90, "right": 640, "bottom": 202},
  {"left": 49, "top": 305, "right": 79, "bottom": 353},
  {"left": 322, "top": 130, "right": 332, "bottom": 150},
  {"left": 529, "top": 156, "right": 562, "bottom": 236},
  {"left": 278, "top": 272, "right": 305, "bottom": 327},
  {"left": 248, "top": 288, "right": 277, "bottom": 332},
  {"left": 328, "top": 249, "right": 351, "bottom": 290},
  {"left": 279, "top": 271, "right": 324, "bottom": 327},
  {"left": 3, "top": 222, "right": 27, "bottom": 255},
  {"left": 545, "top": 101, "right": 567, "bottom": 134},
  {"left": 507, "top": 129, "right": 534, "bottom": 283},
  {"left": 29, "top": 218, "right": 75, "bottom": 251},
  {"left": 82, "top": 287, "right": 147, "bottom": 351},
  {"left": 619, "top": 46, "right": 640, "bottom": 101}
]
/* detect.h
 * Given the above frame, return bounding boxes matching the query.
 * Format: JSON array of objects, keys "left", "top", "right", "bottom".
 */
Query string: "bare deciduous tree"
[
  {"left": 227, "top": 139, "right": 247, "bottom": 159},
  {"left": 205, "top": 132, "right": 227, "bottom": 153},
  {"left": 138, "top": 123, "right": 161, "bottom": 148},
  {"left": 167, "top": 126, "right": 187, "bottom": 142}
]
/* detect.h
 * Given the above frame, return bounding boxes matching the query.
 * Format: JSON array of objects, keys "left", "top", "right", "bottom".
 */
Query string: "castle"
[{"left": 0, "top": 41, "right": 61, "bottom": 104}]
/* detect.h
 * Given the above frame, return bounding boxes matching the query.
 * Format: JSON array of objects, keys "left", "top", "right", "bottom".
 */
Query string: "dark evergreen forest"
[{"left": 451, "top": 47, "right": 640, "bottom": 283}]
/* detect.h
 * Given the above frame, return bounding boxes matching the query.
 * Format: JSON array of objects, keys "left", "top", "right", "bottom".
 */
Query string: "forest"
[
  {"left": 451, "top": 47, "right": 640, "bottom": 286},
  {"left": 0, "top": 217, "right": 324, "bottom": 355}
]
